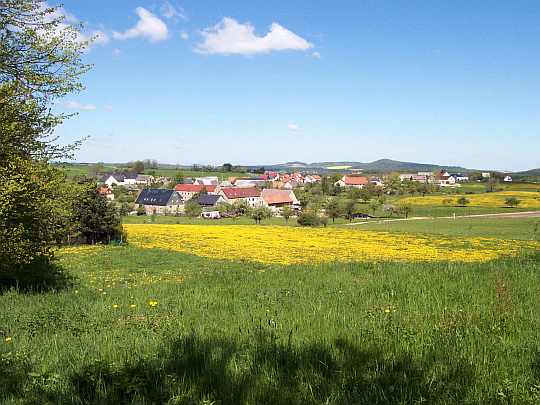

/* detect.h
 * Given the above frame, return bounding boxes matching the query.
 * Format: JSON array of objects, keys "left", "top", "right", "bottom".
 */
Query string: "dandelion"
[
  {"left": 129, "top": 304, "right": 136, "bottom": 309},
  {"left": 4, "top": 336, "right": 12, "bottom": 342},
  {"left": 112, "top": 304, "right": 119, "bottom": 309},
  {"left": 384, "top": 308, "right": 391, "bottom": 314},
  {"left": 148, "top": 300, "right": 158, "bottom": 307}
]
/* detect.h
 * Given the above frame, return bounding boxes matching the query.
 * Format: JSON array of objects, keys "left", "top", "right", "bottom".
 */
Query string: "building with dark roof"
[
  {"left": 135, "top": 189, "right": 183, "bottom": 215},
  {"left": 197, "top": 194, "right": 224, "bottom": 207}
]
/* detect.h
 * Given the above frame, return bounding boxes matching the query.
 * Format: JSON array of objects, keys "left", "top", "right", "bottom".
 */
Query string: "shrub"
[
  {"left": 505, "top": 197, "right": 520, "bottom": 208},
  {"left": 297, "top": 211, "right": 322, "bottom": 227},
  {"left": 456, "top": 197, "right": 470, "bottom": 207}
]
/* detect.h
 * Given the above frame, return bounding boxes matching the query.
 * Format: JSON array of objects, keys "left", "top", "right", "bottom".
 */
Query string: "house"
[
  {"left": 135, "top": 189, "right": 183, "bottom": 215},
  {"left": 369, "top": 176, "right": 384, "bottom": 186},
  {"left": 234, "top": 178, "right": 267, "bottom": 188},
  {"left": 194, "top": 176, "right": 219, "bottom": 186},
  {"left": 433, "top": 170, "right": 457, "bottom": 187},
  {"left": 201, "top": 210, "right": 221, "bottom": 219},
  {"left": 399, "top": 173, "right": 429, "bottom": 183},
  {"left": 102, "top": 172, "right": 138, "bottom": 188},
  {"left": 335, "top": 175, "right": 369, "bottom": 189},
  {"left": 304, "top": 175, "right": 322, "bottom": 184},
  {"left": 450, "top": 173, "right": 469, "bottom": 182},
  {"left": 261, "top": 189, "right": 300, "bottom": 212},
  {"left": 98, "top": 186, "right": 115, "bottom": 201},
  {"left": 504, "top": 175, "right": 513, "bottom": 182},
  {"left": 175, "top": 184, "right": 218, "bottom": 201},
  {"left": 219, "top": 187, "right": 263, "bottom": 207},
  {"left": 197, "top": 193, "right": 225, "bottom": 207},
  {"left": 135, "top": 174, "right": 155, "bottom": 185},
  {"left": 482, "top": 172, "right": 491, "bottom": 179}
]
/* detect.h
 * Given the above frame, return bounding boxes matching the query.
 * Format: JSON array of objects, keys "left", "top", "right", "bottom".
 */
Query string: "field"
[
  {"left": 2, "top": 222, "right": 540, "bottom": 404},
  {"left": 399, "top": 191, "right": 540, "bottom": 209}
]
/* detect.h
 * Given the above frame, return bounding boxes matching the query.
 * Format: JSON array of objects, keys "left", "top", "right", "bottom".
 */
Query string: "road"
[{"left": 344, "top": 211, "right": 540, "bottom": 226}]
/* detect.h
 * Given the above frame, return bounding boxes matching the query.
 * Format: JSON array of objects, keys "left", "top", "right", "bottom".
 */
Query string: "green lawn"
[
  {"left": 1, "top": 242, "right": 539, "bottom": 404},
  {"left": 355, "top": 216, "right": 540, "bottom": 240}
]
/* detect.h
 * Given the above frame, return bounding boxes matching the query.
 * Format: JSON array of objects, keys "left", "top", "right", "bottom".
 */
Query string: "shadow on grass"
[
  {"left": 2, "top": 333, "right": 477, "bottom": 404},
  {"left": 0, "top": 261, "right": 73, "bottom": 294}
]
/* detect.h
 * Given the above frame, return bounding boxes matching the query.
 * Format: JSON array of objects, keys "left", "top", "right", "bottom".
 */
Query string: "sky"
[{"left": 52, "top": 0, "right": 540, "bottom": 171}]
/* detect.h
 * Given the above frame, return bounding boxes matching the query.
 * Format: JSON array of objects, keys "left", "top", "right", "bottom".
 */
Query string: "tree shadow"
[
  {"left": 0, "top": 261, "right": 73, "bottom": 294},
  {"left": 5, "top": 332, "right": 477, "bottom": 404}
]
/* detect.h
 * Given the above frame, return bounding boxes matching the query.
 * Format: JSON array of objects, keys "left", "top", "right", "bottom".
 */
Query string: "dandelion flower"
[
  {"left": 4, "top": 336, "right": 12, "bottom": 342},
  {"left": 112, "top": 304, "right": 119, "bottom": 309},
  {"left": 148, "top": 300, "right": 158, "bottom": 307},
  {"left": 129, "top": 304, "right": 136, "bottom": 308}
]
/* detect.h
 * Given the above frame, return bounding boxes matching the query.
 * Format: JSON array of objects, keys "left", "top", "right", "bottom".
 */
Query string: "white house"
[
  {"left": 450, "top": 173, "right": 469, "bottom": 182},
  {"left": 135, "top": 189, "right": 183, "bottom": 215},
  {"left": 195, "top": 176, "right": 219, "bottom": 186},
  {"left": 434, "top": 170, "right": 457, "bottom": 187},
  {"left": 103, "top": 172, "right": 138, "bottom": 188},
  {"left": 219, "top": 187, "right": 263, "bottom": 207},
  {"left": 174, "top": 184, "right": 218, "bottom": 201},
  {"left": 504, "top": 175, "right": 513, "bottom": 182}
]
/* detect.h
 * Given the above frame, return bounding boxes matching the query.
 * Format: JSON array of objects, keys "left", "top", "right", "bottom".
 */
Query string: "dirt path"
[{"left": 344, "top": 211, "right": 540, "bottom": 226}]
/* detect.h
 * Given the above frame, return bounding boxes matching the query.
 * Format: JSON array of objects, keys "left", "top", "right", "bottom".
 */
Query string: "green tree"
[
  {"left": 249, "top": 206, "right": 272, "bottom": 224},
  {"left": 281, "top": 206, "right": 293, "bottom": 223},
  {"left": 71, "top": 183, "right": 124, "bottom": 245},
  {"left": 325, "top": 197, "right": 342, "bottom": 223},
  {"left": 343, "top": 198, "right": 358, "bottom": 222},
  {"left": 504, "top": 197, "right": 520, "bottom": 208},
  {"left": 222, "top": 163, "right": 233, "bottom": 172},
  {"left": 1, "top": 1, "right": 90, "bottom": 272},
  {"left": 185, "top": 199, "right": 202, "bottom": 218},
  {"left": 174, "top": 171, "right": 185, "bottom": 183},
  {"left": 398, "top": 204, "right": 413, "bottom": 219},
  {"left": 131, "top": 161, "right": 145, "bottom": 174},
  {"left": 456, "top": 196, "right": 470, "bottom": 207},
  {"left": 297, "top": 211, "right": 321, "bottom": 227},
  {"left": 369, "top": 199, "right": 381, "bottom": 217}
]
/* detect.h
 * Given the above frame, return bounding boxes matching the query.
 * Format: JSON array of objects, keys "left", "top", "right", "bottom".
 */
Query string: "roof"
[
  {"left": 261, "top": 189, "right": 295, "bottom": 205},
  {"left": 135, "top": 189, "right": 179, "bottom": 206},
  {"left": 98, "top": 186, "right": 112, "bottom": 195},
  {"left": 342, "top": 176, "right": 369, "bottom": 185},
  {"left": 198, "top": 194, "right": 221, "bottom": 206},
  {"left": 221, "top": 187, "right": 261, "bottom": 199},
  {"left": 175, "top": 184, "right": 217, "bottom": 193}
]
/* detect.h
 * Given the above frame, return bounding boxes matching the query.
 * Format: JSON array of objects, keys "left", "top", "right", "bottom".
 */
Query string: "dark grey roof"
[
  {"left": 197, "top": 194, "right": 221, "bottom": 206},
  {"left": 136, "top": 189, "right": 179, "bottom": 206}
]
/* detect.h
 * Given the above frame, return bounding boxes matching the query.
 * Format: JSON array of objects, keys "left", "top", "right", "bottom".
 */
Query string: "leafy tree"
[
  {"left": 456, "top": 196, "right": 470, "bottom": 207},
  {"left": 281, "top": 206, "right": 293, "bottom": 223},
  {"left": 232, "top": 200, "right": 250, "bottom": 216},
  {"left": 216, "top": 202, "right": 234, "bottom": 217},
  {"left": 398, "top": 204, "right": 413, "bottom": 219},
  {"left": 297, "top": 211, "right": 322, "bottom": 227},
  {"left": 131, "top": 160, "right": 145, "bottom": 174},
  {"left": 504, "top": 197, "right": 520, "bottom": 208},
  {"left": 174, "top": 171, "right": 185, "bottom": 183},
  {"left": 185, "top": 199, "right": 202, "bottom": 218},
  {"left": 136, "top": 205, "right": 146, "bottom": 216},
  {"left": 249, "top": 206, "right": 272, "bottom": 224},
  {"left": 222, "top": 163, "right": 233, "bottom": 172},
  {"left": 1, "top": 1, "right": 90, "bottom": 272},
  {"left": 342, "top": 198, "right": 358, "bottom": 222},
  {"left": 325, "top": 197, "right": 342, "bottom": 223},
  {"left": 72, "top": 183, "right": 124, "bottom": 244},
  {"left": 369, "top": 199, "right": 381, "bottom": 217}
]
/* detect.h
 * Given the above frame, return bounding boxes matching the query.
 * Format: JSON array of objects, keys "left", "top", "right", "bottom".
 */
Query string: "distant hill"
[{"left": 262, "top": 159, "right": 471, "bottom": 173}]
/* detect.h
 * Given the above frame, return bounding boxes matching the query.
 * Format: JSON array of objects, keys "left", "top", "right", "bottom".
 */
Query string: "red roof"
[
  {"left": 261, "top": 189, "right": 294, "bottom": 205},
  {"left": 221, "top": 187, "right": 261, "bottom": 199},
  {"left": 98, "top": 186, "right": 112, "bottom": 195},
  {"left": 175, "top": 184, "right": 217, "bottom": 193},
  {"left": 343, "top": 176, "right": 369, "bottom": 185}
]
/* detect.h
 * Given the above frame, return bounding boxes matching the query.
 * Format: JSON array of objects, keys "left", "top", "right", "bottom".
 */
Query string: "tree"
[
  {"left": 456, "top": 196, "right": 470, "bottom": 207},
  {"left": 505, "top": 197, "right": 520, "bottom": 208},
  {"left": 249, "top": 206, "right": 272, "bottom": 224},
  {"left": 222, "top": 163, "right": 233, "bottom": 172},
  {"left": 174, "top": 171, "right": 185, "bottom": 183},
  {"left": 369, "top": 199, "right": 381, "bottom": 217},
  {"left": 185, "top": 199, "right": 202, "bottom": 218},
  {"left": 343, "top": 198, "right": 358, "bottom": 222},
  {"left": 131, "top": 160, "right": 145, "bottom": 174},
  {"left": 216, "top": 202, "right": 234, "bottom": 217},
  {"left": 398, "top": 204, "right": 413, "bottom": 219},
  {"left": 281, "top": 206, "right": 293, "bottom": 223},
  {"left": 297, "top": 211, "right": 322, "bottom": 227},
  {"left": 72, "top": 183, "right": 124, "bottom": 245},
  {"left": 325, "top": 197, "right": 341, "bottom": 223},
  {"left": 1, "top": 1, "right": 90, "bottom": 272}
]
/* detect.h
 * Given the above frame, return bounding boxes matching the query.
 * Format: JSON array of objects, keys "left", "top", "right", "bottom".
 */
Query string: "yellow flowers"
[
  {"left": 124, "top": 224, "right": 540, "bottom": 265},
  {"left": 399, "top": 191, "right": 540, "bottom": 208},
  {"left": 112, "top": 304, "right": 119, "bottom": 309},
  {"left": 4, "top": 336, "right": 12, "bottom": 342},
  {"left": 148, "top": 300, "right": 158, "bottom": 307},
  {"left": 129, "top": 304, "right": 137, "bottom": 308}
]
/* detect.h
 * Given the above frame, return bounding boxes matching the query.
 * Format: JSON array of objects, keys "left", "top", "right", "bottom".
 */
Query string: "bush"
[
  {"left": 297, "top": 211, "right": 323, "bottom": 227},
  {"left": 505, "top": 197, "right": 520, "bottom": 208}
]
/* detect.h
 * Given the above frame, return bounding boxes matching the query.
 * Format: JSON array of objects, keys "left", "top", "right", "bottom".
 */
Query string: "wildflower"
[
  {"left": 148, "top": 300, "right": 158, "bottom": 307},
  {"left": 4, "top": 336, "right": 12, "bottom": 342},
  {"left": 384, "top": 308, "right": 391, "bottom": 314},
  {"left": 112, "top": 304, "right": 119, "bottom": 309}
]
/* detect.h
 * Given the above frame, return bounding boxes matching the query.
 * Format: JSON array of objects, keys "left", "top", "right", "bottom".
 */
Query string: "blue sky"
[{"left": 54, "top": 0, "right": 540, "bottom": 171}]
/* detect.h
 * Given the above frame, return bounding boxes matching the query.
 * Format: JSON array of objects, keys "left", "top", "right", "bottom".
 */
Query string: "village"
[{"left": 95, "top": 168, "right": 508, "bottom": 218}]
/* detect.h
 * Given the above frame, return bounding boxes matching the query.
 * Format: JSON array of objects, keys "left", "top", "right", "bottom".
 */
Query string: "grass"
[
  {"left": 2, "top": 245, "right": 540, "bottom": 403},
  {"left": 357, "top": 216, "right": 540, "bottom": 240}
]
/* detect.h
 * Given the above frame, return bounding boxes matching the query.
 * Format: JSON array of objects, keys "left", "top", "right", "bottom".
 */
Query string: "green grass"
[
  {"left": 2, "top": 244, "right": 540, "bottom": 404},
  {"left": 356, "top": 216, "right": 540, "bottom": 240}
]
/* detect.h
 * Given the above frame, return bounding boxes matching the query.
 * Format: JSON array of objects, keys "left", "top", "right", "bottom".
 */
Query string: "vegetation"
[
  {"left": 184, "top": 199, "right": 202, "bottom": 218},
  {"left": 505, "top": 197, "right": 521, "bottom": 208}
]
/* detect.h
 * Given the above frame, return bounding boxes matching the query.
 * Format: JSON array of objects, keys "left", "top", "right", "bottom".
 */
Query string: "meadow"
[
  {"left": 1, "top": 222, "right": 540, "bottom": 404},
  {"left": 399, "top": 191, "right": 540, "bottom": 209}
]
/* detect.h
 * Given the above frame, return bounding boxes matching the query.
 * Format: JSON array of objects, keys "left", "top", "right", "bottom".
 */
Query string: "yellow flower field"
[
  {"left": 124, "top": 224, "right": 539, "bottom": 265},
  {"left": 399, "top": 191, "right": 540, "bottom": 208}
]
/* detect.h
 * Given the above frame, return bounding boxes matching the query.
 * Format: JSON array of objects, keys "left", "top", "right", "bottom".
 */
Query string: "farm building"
[
  {"left": 219, "top": 187, "right": 263, "bottom": 207},
  {"left": 335, "top": 175, "right": 369, "bottom": 189},
  {"left": 261, "top": 189, "right": 300, "bottom": 212},
  {"left": 135, "top": 189, "right": 183, "bottom": 215},
  {"left": 197, "top": 194, "right": 225, "bottom": 207}
]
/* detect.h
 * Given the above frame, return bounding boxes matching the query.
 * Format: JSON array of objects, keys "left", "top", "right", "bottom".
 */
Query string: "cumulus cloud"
[
  {"left": 311, "top": 51, "right": 321, "bottom": 59},
  {"left": 180, "top": 30, "right": 189, "bottom": 40},
  {"left": 161, "top": 1, "right": 187, "bottom": 20},
  {"left": 196, "top": 17, "right": 313, "bottom": 55},
  {"left": 288, "top": 123, "right": 300, "bottom": 131},
  {"left": 113, "top": 7, "right": 168, "bottom": 42},
  {"left": 64, "top": 101, "right": 97, "bottom": 111}
]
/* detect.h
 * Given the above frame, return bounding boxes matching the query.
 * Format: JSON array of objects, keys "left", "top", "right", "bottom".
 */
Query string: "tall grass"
[{"left": 1, "top": 247, "right": 540, "bottom": 404}]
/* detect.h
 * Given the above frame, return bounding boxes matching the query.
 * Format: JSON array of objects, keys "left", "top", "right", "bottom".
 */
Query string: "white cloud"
[
  {"left": 64, "top": 101, "right": 97, "bottom": 111},
  {"left": 288, "top": 123, "right": 300, "bottom": 131},
  {"left": 180, "top": 30, "right": 189, "bottom": 40},
  {"left": 161, "top": 1, "right": 187, "bottom": 20},
  {"left": 113, "top": 7, "right": 168, "bottom": 43},
  {"left": 196, "top": 17, "right": 313, "bottom": 55},
  {"left": 311, "top": 51, "right": 321, "bottom": 59},
  {"left": 91, "top": 30, "right": 110, "bottom": 45}
]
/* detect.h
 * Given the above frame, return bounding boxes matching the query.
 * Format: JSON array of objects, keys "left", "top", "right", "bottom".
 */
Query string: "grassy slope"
[
  {"left": 2, "top": 245, "right": 540, "bottom": 404},
  {"left": 355, "top": 216, "right": 540, "bottom": 240}
]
